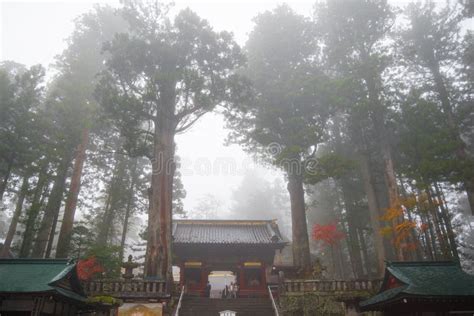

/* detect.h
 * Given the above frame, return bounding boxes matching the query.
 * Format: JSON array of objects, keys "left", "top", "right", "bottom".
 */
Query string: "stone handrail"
[
  {"left": 268, "top": 285, "right": 280, "bottom": 316},
  {"left": 82, "top": 279, "right": 169, "bottom": 298},
  {"left": 174, "top": 285, "right": 185, "bottom": 316},
  {"left": 284, "top": 279, "right": 382, "bottom": 294}
]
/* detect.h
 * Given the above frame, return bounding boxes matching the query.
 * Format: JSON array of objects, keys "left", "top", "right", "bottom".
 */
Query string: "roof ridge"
[
  {"left": 174, "top": 219, "right": 275, "bottom": 225},
  {"left": 0, "top": 259, "right": 71, "bottom": 264},
  {"left": 388, "top": 261, "right": 458, "bottom": 267}
]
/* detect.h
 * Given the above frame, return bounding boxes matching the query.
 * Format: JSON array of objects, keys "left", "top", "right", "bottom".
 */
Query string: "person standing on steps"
[
  {"left": 234, "top": 282, "right": 239, "bottom": 298},
  {"left": 205, "top": 281, "right": 211, "bottom": 298},
  {"left": 230, "top": 282, "right": 236, "bottom": 298},
  {"left": 222, "top": 284, "right": 229, "bottom": 298}
]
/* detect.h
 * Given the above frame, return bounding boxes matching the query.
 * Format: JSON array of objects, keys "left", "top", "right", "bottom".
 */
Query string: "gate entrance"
[
  {"left": 172, "top": 219, "right": 286, "bottom": 297},
  {"left": 208, "top": 271, "right": 235, "bottom": 298}
]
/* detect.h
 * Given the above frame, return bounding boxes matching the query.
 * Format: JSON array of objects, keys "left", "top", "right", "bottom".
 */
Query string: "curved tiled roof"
[
  {"left": 0, "top": 259, "right": 86, "bottom": 302},
  {"left": 360, "top": 261, "right": 474, "bottom": 311},
  {"left": 172, "top": 219, "right": 285, "bottom": 245}
]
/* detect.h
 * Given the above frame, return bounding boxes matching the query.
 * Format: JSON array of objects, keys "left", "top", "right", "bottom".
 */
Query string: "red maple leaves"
[
  {"left": 312, "top": 223, "right": 345, "bottom": 247},
  {"left": 76, "top": 256, "right": 104, "bottom": 281}
]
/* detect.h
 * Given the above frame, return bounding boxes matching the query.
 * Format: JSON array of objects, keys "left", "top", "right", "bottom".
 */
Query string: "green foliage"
[
  {"left": 0, "top": 62, "right": 45, "bottom": 177},
  {"left": 305, "top": 153, "right": 356, "bottom": 184},
  {"left": 315, "top": 0, "right": 394, "bottom": 74},
  {"left": 461, "top": 31, "right": 474, "bottom": 90},
  {"left": 96, "top": 1, "right": 246, "bottom": 158},
  {"left": 396, "top": 93, "right": 472, "bottom": 186},
  {"left": 43, "top": 5, "right": 128, "bottom": 153},
  {"left": 225, "top": 5, "right": 340, "bottom": 179},
  {"left": 394, "top": 1, "right": 474, "bottom": 188},
  {"left": 86, "top": 295, "right": 122, "bottom": 306},
  {"left": 280, "top": 294, "right": 344, "bottom": 316},
  {"left": 83, "top": 245, "right": 122, "bottom": 278},
  {"left": 398, "top": 1, "right": 462, "bottom": 69},
  {"left": 70, "top": 223, "right": 95, "bottom": 259},
  {"left": 315, "top": 0, "right": 395, "bottom": 131}
]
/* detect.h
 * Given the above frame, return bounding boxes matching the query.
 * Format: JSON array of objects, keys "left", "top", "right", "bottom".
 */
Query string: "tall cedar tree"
[
  {"left": 398, "top": 2, "right": 474, "bottom": 214},
  {"left": 53, "top": 6, "right": 127, "bottom": 258},
  {"left": 0, "top": 62, "right": 44, "bottom": 203},
  {"left": 96, "top": 1, "right": 245, "bottom": 280},
  {"left": 0, "top": 62, "right": 44, "bottom": 257},
  {"left": 225, "top": 6, "right": 338, "bottom": 270},
  {"left": 315, "top": 0, "right": 404, "bottom": 270}
]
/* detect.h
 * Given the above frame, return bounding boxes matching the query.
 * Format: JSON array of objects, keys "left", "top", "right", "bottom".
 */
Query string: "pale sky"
[{"left": 0, "top": 0, "right": 449, "bottom": 214}]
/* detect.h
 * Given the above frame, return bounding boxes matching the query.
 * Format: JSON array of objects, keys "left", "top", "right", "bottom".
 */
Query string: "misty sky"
[{"left": 0, "top": 0, "right": 439, "bottom": 215}]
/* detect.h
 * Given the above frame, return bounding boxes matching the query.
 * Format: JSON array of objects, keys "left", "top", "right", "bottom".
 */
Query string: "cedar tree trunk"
[
  {"left": 1, "top": 175, "right": 29, "bottom": 257},
  {"left": 19, "top": 166, "right": 48, "bottom": 257},
  {"left": 287, "top": 169, "right": 311, "bottom": 270},
  {"left": 32, "top": 155, "right": 71, "bottom": 258},
  {"left": 120, "top": 159, "right": 138, "bottom": 261},
  {"left": 145, "top": 117, "right": 175, "bottom": 282},
  {"left": 56, "top": 127, "right": 89, "bottom": 258},
  {"left": 0, "top": 158, "right": 13, "bottom": 203},
  {"left": 430, "top": 62, "right": 474, "bottom": 215},
  {"left": 365, "top": 70, "right": 404, "bottom": 261},
  {"left": 359, "top": 154, "right": 385, "bottom": 275}
]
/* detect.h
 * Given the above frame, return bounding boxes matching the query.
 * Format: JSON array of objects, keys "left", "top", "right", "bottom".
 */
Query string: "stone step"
[
  {"left": 182, "top": 305, "right": 274, "bottom": 310},
  {"left": 179, "top": 297, "right": 275, "bottom": 316},
  {"left": 182, "top": 302, "right": 273, "bottom": 307},
  {"left": 183, "top": 307, "right": 274, "bottom": 311},
  {"left": 183, "top": 298, "right": 270, "bottom": 302},
  {"left": 180, "top": 312, "right": 275, "bottom": 316},
  {"left": 180, "top": 313, "right": 274, "bottom": 316},
  {"left": 181, "top": 304, "right": 273, "bottom": 309}
]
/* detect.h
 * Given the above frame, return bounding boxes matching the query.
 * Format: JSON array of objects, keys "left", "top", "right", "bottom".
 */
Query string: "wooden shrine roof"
[
  {"left": 0, "top": 259, "right": 86, "bottom": 302},
  {"left": 172, "top": 219, "right": 286, "bottom": 246},
  {"left": 359, "top": 261, "right": 474, "bottom": 311}
]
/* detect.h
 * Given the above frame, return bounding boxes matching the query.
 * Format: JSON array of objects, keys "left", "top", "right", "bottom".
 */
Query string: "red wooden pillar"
[
  {"left": 182, "top": 262, "right": 207, "bottom": 296},
  {"left": 238, "top": 261, "right": 267, "bottom": 297},
  {"left": 200, "top": 266, "right": 208, "bottom": 297},
  {"left": 238, "top": 264, "right": 245, "bottom": 298},
  {"left": 261, "top": 262, "right": 267, "bottom": 288}
]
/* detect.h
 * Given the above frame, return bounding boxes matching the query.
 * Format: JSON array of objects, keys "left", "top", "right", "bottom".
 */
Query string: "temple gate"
[{"left": 172, "top": 219, "right": 286, "bottom": 297}]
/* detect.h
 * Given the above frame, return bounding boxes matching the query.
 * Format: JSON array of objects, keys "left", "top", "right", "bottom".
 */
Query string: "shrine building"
[
  {"left": 0, "top": 259, "right": 118, "bottom": 315},
  {"left": 359, "top": 261, "right": 474, "bottom": 315},
  {"left": 172, "top": 219, "right": 286, "bottom": 297}
]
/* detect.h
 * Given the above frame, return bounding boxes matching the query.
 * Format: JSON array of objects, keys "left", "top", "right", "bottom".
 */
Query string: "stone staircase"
[{"left": 178, "top": 297, "right": 276, "bottom": 316}]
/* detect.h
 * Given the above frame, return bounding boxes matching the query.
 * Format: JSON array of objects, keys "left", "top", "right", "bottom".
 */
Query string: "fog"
[
  {"left": 1, "top": 0, "right": 302, "bottom": 215},
  {"left": 1, "top": 0, "right": 438, "bottom": 216},
  {"left": 1, "top": 0, "right": 473, "bottom": 284}
]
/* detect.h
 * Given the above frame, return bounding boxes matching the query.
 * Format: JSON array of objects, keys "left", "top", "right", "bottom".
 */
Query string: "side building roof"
[
  {"left": 360, "top": 261, "right": 474, "bottom": 311},
  {"left": 172, "top": 219, "right": 286, "bottom": 246},
  {"left": 0, "top": 259, "right": 86, "bottom": 302}
]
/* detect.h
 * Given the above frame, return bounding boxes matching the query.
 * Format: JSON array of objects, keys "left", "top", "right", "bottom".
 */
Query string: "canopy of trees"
[{"left": 0, "top": 0, "right": 472, "bottom": 279}]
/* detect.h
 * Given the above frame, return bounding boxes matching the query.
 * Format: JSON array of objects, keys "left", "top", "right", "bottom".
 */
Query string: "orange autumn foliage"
[
  {"left": 380, "top": 205, "right": 404, "bottom": 221},
  {"left": 379, "top": 226, "right": 393, "bottom": 237},
  {"left": 395, "top": 220, "right": 417, "bottom": 233},
  {"left": 393, "top": 220, "right": 417, "bottom": 249},
  {"left": 379, "top": 196, "right": 421, "bottom": 251}
]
